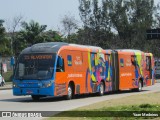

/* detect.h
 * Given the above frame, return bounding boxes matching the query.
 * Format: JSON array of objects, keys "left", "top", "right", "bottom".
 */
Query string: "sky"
[
  {"left": 0, "top": 0, "right": 159, "bottom": 32},
  {"left": 0, "top": 0, "right": 81, "bottom": 31}
]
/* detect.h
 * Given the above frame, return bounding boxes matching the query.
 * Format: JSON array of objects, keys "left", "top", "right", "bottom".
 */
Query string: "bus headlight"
[
  {"left": 46, "top": 83, "right": 51, "bottom": 87},
  {"left": 13, "top": 82, "right": 18, "bottom": 88},
  {"left": 42, "top": 81, "right": 52, "bottom": 88}
]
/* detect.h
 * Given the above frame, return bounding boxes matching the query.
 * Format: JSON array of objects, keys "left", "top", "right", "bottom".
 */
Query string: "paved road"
[{"left": 0, "top": 83, "right": 160, "bottom": 112}]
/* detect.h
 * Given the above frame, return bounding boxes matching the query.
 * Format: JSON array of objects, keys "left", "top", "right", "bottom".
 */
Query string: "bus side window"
[
  {"left": 91, "top": 53, "right": 96, "bottom": 67},
  {"left": 67, "top": 55, "right": 72, "bottom": 66},
  {"left": 146, "top": 56, "right": 151, "bottom": 71},
  {"left": 120, "top": 58, "right": 124, "bottom": 67},
  {"left": 57, "top": 56, "right": 64, "bottom": 72},
  {"left": 131, "top": 55, "right": 136, "bottom": 66}
]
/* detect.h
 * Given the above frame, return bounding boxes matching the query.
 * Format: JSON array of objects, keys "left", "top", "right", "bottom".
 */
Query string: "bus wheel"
[
  {"left": 31, "top": 95, "right": 40, "bottom": 101},
  {"left": 137, "top": 81, "right": 142, "bottom": 92},
  {"left": 98, "top": 82, "right": 104, "bottom": 96},
  {"left": 66, "top": 84, "right": 73, "bottom": 100}
]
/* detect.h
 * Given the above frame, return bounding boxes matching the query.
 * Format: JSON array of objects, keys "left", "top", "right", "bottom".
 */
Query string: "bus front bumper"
[{"left": 13, "top": 86, "right": 54, "bottom": 96}]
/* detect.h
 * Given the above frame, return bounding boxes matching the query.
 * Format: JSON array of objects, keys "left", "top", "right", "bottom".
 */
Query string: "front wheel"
[
  {"left": 31, "top": 95, "right": 40, "bottom": 101},
  {"left": 133, "top": 81, "right": 142, "bottom": 92},
  {"left": 137, "top": 81, "right": 142, "bottom": 92},
  {"left": 66, "top": 84, "right": 73, "bottom": 100}
]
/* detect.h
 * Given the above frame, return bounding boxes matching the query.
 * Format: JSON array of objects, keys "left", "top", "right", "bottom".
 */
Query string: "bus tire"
[
  {"left": 98, "top": 82, "right": 104, "bottom": 96},
  {"left": 31, "top": 95, "right": 40, "bottom": 101},
  {"left": 137, "top": 81, "right": 142, "bottom": 92},
  {"left": 66, "top": 84, "right": 73, "bottom": 100}
]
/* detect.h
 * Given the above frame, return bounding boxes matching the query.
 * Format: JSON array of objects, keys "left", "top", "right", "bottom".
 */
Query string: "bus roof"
[
  {"left": 115, "top": 49, "right": 143, "bottom": 52},
  {"left": 69, "top": 44, "right": 102, "bottom": 50},
  {"left": 21, "top": 42, "right": 69, "bottom": 54},
  {"left": 20, "top": 42, "right": 102, "bottom": 54}
]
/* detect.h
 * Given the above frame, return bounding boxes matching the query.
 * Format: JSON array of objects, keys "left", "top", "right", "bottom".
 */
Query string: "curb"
[
  {"left": 0, "top": 87, "right": 12, "bottom": 90},
  {"left": 0, "top": 84, "right": 12, "bottom": 90}
]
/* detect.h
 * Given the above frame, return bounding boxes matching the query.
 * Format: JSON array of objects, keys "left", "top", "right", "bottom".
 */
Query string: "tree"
[
  {"left": 78, "top": 0, "right": 158, "bottom": 51},
  {"left": 79, "top": 0, "right": 94, "bottom": 45},
  {"left": 43, "top": 30, "right": 64, "bottom": 42},
  {"left": 5, "top": 15, "right": 24, "bottom": 55},
  {"left": 0, "top": 19, "right": 11, "bottom": 56},
  {"left": 16, "top": 21, "right": 64, "bottom": 55},
  {"left": 79, "top": 0, "right": 113, "bottom": 47},
  {"left": 61, "top": 14, "right": 78, "bottom": 43},
  {"left": 155, "top": 2, "right": 160, "bottom": 27},
  {"left": 0, "top": 20, "right": 5, "bottom": 41},
  {"left": 20, "top": 20, "right": 47, "bottom": 45}
]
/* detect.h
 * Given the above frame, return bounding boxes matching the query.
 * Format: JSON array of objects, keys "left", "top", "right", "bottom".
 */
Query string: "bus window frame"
[{"left": 56, "top": 56, "right": 65, "bottom": 72}]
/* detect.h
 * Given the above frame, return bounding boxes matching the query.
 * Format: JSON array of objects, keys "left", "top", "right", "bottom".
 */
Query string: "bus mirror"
[
  {"left": 10, "top": 56, "right": 15, "bottom": 66},
  {"left": 58, "top": 56, "right": 63, "bottom": 67}
]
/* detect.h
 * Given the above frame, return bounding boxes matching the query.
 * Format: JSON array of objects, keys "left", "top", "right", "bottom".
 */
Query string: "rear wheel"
[
  {"left": 31, "top": 95, "right": 40, "bottom": 101},
  {"left": 137, "top": 81, "right": 142, "bottom": 92},
  {"left": 133, "top": 81, "right": 142, "bottom": 92},
  {"left": 98, "top": 82, "right": 104, "bottom": 96}
]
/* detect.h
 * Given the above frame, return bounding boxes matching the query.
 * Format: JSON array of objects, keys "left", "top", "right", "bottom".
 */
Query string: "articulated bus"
[{"left": 13, "top": 42, "right": 155, "bottom": 100}]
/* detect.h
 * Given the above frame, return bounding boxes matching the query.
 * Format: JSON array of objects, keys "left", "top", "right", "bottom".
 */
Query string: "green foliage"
[
  {"left": 78, "top": 0, "right": 160, "bottom": 56},
  {"left": 65, "top": 33, "right": 79, "bottom": 43},
  {"left": 3, "top": 71, "right": 13, "bottom": 82},
  {"left": 0, "top": 19, "right": 11, "bottom": 56},
  {"left": 20, "top": 20, "right": 47, "bottom": 45},
  {"left": 139, "top": 104, "right": 152, "bottom": 108},
  {"left": 53, "top": 104, "right": 160, "bottom": 119},
  {"left": 0, "top": 20, "right": 5, "bottom": 36},
  {"left": 43, "top": 30, "right": 64, "bottom": 42},
  {"left": 11, "top": 21, "right": 64, "bottom": 55}
]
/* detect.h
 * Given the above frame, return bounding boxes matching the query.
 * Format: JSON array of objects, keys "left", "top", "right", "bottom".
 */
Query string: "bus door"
[
  {"left": 130, "top": 55, "right": 139, "bottom": 88},
  {"left": 105, "top": 54, "right": 112, "bottom": 91},
  {"left": 90, "top": 53, "right": 97, "bottom": 93},
  {"left": 146, "top": 56, "right": 152, "bottom": 79},
  {"left": 111, "top": 51, "right": 119, "bottom": 91}
]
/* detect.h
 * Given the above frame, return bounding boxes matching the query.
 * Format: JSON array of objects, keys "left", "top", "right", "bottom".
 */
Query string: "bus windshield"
[{"left": 14, "top": 53, "right": 56, "bottom": 80}]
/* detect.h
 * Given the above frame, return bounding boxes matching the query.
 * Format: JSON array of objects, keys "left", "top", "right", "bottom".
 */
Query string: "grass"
[
  {"left": 48, "top": 92, "right": 160, "bottom": 120},
  {"left": 2, "top": 70, "right": 13, "bottom": 82},
  {"left": 52, "top": 104, "right": 160, "bottom": 120}
]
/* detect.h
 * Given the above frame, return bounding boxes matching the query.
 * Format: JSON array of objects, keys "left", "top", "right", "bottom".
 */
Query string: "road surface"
[{"left": 0, "top": 83, "right": 160, "bottom": 119}]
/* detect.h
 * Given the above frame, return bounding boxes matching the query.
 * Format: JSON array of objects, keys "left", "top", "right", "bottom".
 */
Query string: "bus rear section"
[
  {"left": 117, "top": 50, "right": 155, "bottom": 92},
  {"left": 145, "top": 53, "right": 155, "bottom": 86}
]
